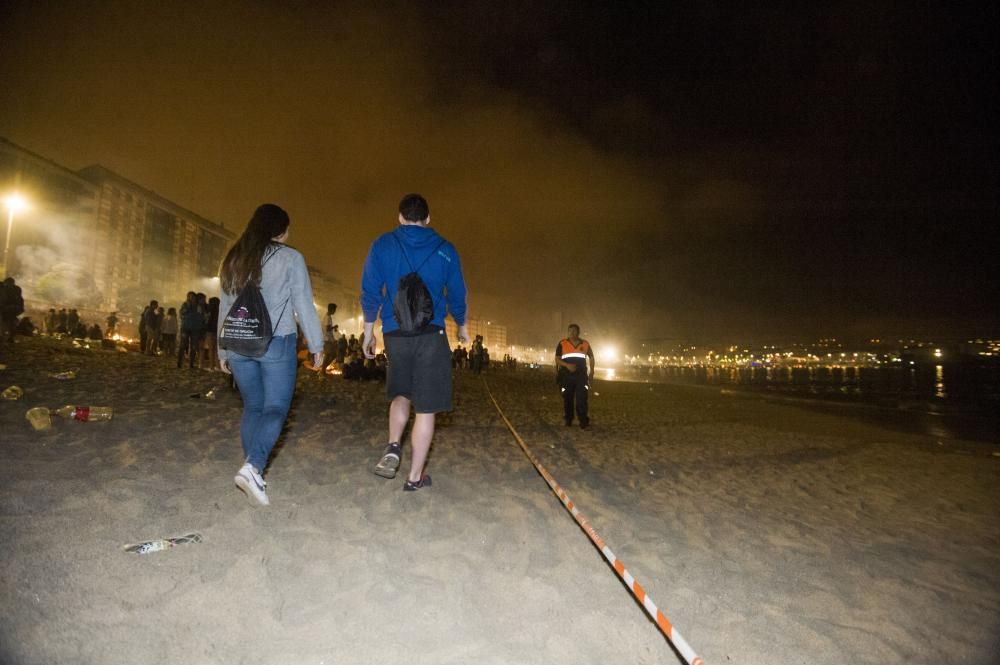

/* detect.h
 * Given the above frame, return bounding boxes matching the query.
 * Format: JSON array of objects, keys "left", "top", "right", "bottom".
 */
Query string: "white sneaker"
[{"left": 234, "top": 463, "right": 269, "bottom": 506}]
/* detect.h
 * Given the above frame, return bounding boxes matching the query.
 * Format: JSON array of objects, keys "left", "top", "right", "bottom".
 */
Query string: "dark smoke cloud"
[{"left": 2, "top": 1, "right": 996, "bottom": 344}]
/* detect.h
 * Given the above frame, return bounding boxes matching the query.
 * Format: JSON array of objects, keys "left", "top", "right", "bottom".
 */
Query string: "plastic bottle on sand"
[{"left": 53, "top": 405, "right": 113, "bottom": 422}]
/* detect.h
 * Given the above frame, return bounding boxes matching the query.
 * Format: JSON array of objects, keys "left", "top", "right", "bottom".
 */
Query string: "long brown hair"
[{"left": 219, "top": 204, "right": 290, "bottom": 294}]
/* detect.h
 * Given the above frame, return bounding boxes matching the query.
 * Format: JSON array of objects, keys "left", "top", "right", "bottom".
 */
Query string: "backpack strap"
[
  {"left": 242, "top": 245, "right": 283, "bottom": 287},
  {"left": 415, "top": 239, "right": 446, "bottom": 273},
  {"left": 238, "top": 245, "right": 290, "bottom": 331},
  {"left": 391, "top": 234, "right": 414, "bottom": 272},
  {"left": 262, "top": 245, "right": 282, "bottom": 268},
  {"left": 393, "top": 233, "right": 446, "bottom": 274},
  {"left": 262, "top": 246, "right": 290, "bottom": 330},
  {"left": 272, "top": 296, "right": 290, "bottom": 330}
]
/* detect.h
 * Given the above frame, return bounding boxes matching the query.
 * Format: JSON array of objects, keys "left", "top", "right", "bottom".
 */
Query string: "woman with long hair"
[{"left": 218, "top": 203, "right": 324, "bottom": 506}]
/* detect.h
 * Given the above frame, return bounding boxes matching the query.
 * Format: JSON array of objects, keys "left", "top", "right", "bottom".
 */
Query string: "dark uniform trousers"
[{"left": 560, "top": 369, "right": 589, "bottom": 426}]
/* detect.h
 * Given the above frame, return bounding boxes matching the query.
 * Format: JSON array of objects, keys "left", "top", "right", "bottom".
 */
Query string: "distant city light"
[{"left": 599, "top": 345, "right": 619, "bottom": 364}]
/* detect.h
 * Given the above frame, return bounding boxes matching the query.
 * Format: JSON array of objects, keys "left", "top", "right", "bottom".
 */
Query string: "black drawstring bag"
[
  {"left": 392, "top": 236, "right": 444, "bottom": 336},
  {"left": 219, "top": 249, "right": 288, "bottom": 357}
]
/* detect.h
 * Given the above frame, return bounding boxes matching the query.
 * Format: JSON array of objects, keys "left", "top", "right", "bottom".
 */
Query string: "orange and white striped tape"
[{"left": 485, "top": 381, "right": 706, "bottom": 665}]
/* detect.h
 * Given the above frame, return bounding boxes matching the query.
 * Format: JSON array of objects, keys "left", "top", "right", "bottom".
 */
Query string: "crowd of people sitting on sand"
[
  {"left": 313, "top": 304, "right": 386, "bottom": 381},
  {"left": 1, "top": 277, "right": 110, "bottom": 343},
  {"left": 3, "top": 275, "right": 514, "bottom": 385},
  {"left": 128, "top": 295, "right": 388, "bottom": 381},
  {"left": 1, "top": 283, "right": 391, "bottom": 385}
]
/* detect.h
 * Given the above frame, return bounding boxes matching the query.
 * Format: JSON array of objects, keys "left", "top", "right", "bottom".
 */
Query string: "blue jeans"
[
  {"left": 228, "top": 333, "right": 298, "bottom": 471},
  {"left": 177, "top": 330, "right": 202, "bottom": 367}
]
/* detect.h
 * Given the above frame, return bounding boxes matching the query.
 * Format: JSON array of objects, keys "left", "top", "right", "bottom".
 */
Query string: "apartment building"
[
  {"left": 77, "top": 165, "right": 232, "bottom": 311},
  {"left": 1, "top": 138, "right": 234, "bottom": 312}
]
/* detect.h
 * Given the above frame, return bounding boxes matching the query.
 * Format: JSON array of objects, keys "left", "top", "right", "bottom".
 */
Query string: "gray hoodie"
[{"left": 217, "top": 244, "right": 323, "bottom": 361}]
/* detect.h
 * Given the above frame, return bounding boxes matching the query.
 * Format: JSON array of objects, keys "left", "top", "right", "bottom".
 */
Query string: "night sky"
[{"left": 1, "top": 1, "right": 996, "bottom": 345}]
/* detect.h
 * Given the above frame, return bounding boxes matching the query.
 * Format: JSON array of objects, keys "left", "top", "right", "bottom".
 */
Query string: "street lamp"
[{"left": 2, "top": 193, "right": 30, "bottom": 279}]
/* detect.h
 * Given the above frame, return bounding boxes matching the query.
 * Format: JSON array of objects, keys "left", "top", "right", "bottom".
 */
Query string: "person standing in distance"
[
  {"left": 177, "top": 293, "right": 202, "bottom": 368},
  {"left": 0, "top": 277, "right": 24, "bottom": 344},
  {"left": 361, "top": 193, "right": 468, "bottom": 490},
  {"left": 321, "top": 302, "right": 338, "bottom": 373},
  {"left": 556, "top": 324, "right": 595, "bottom": 429},
  {"left": 217, "top": 204, "right": 324, "bottom": 506}
]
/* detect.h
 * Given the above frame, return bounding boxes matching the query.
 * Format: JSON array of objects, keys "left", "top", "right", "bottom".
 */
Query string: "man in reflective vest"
[{"left": 555, "top": 323, "right": 596, "bottom": 429}]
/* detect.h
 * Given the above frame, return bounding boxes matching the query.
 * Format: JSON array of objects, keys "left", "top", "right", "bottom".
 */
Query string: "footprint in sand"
[{"left": 116, "top": 440, "right": 139, "bottom": 468}]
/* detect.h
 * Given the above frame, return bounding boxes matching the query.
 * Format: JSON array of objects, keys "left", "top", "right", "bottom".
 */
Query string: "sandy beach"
[{"left": 1, "top": 335, "right": 998, "bottom": 665}]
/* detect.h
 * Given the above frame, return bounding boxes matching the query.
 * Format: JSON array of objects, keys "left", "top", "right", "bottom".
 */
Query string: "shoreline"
[{"left": 593, "top": 369, "right": 1000, "bottom": 444}]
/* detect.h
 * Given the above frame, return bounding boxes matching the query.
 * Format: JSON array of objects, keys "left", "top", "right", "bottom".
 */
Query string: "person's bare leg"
[
  {"left": 408, "top": 413, "right": 435, "bottom": 482},
  {"left": 389, "top": 396, "right": 411, "bottom": 444}
]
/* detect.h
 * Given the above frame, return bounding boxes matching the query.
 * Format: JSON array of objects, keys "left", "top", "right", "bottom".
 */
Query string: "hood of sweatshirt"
[{"left": 393, "top": 224, "right": 443, "bottom": 249}]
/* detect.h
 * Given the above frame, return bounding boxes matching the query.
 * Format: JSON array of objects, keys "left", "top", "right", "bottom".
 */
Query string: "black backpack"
[
  {"left": 219, "top": 249, "right": 288, "bottom": 357},
  {"left": 392, "top": 235, "right": 445, "bottom": 336}
]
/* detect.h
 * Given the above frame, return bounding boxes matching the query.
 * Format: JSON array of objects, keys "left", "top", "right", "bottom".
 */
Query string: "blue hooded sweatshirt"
[{"left": 360, "top": 224, "right": 467, "bottom": 334}]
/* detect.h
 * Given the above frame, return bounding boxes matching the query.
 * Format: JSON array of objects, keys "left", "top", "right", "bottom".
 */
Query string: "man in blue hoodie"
[{"left": 361, "top": 193, "right": 469, "bottom": 491}]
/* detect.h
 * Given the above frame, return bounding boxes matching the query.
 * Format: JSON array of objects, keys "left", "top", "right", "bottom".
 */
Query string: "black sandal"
[{"left": 403, "top": 474, "right": 432, "bottom": 491}]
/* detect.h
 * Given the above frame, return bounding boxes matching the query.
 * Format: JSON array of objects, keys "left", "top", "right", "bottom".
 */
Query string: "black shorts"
[{"left": 385, "top": 328, "right": 453, "bottom": 413}]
